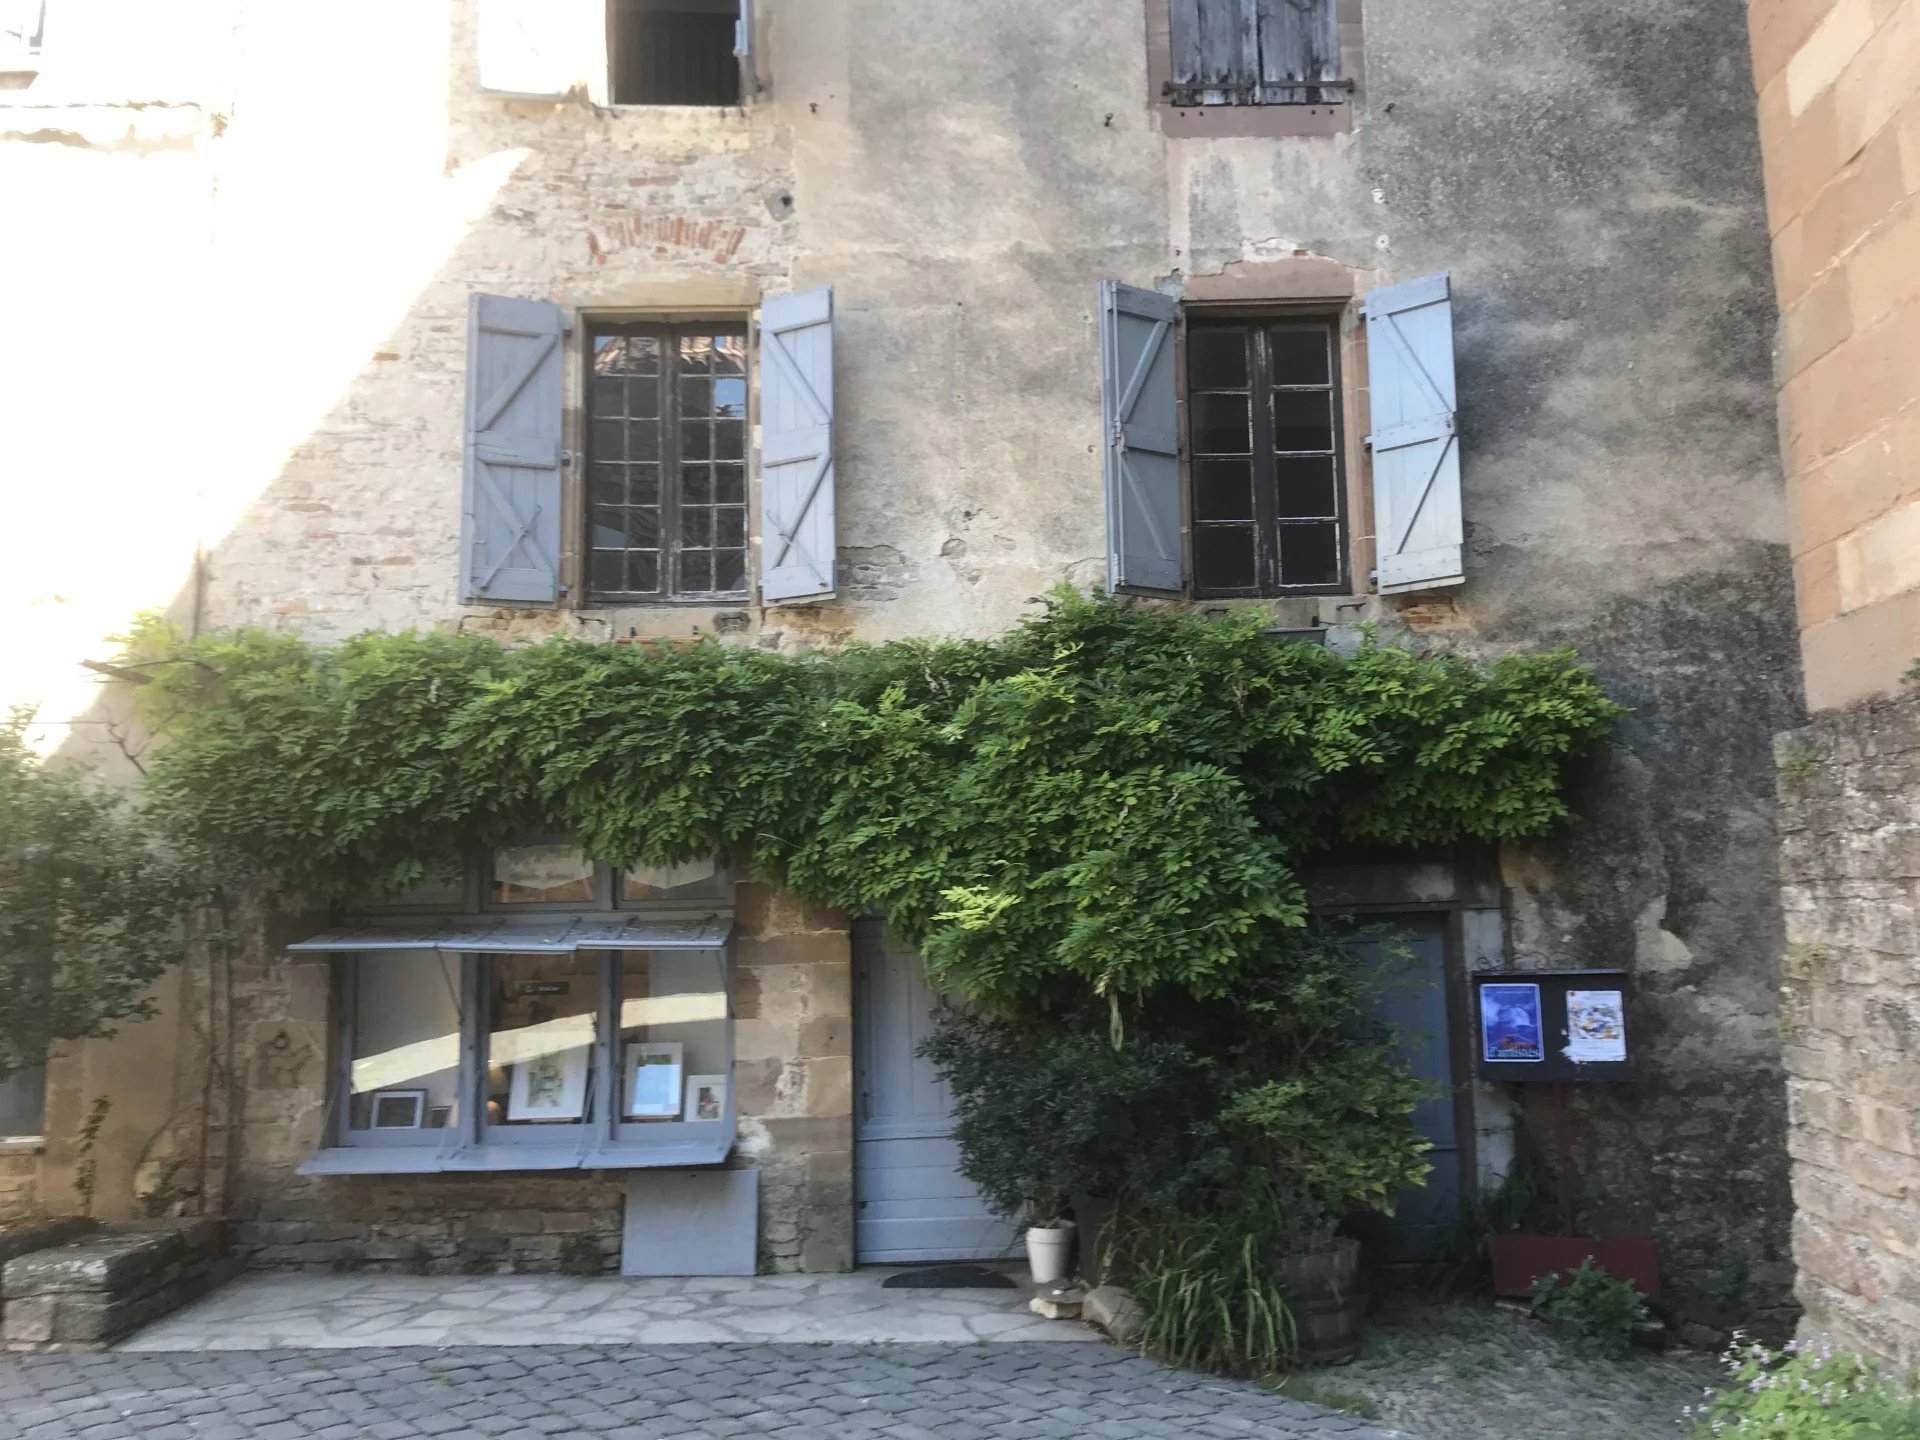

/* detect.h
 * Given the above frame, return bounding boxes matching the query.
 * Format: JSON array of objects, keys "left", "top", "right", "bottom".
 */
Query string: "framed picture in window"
[
  {"left": 370, "top": 1089, "right": 427, "bottom": 1130},
  {"left": 682, "top": 1074, "right": 727, "bottom": 1124},
  {"left": 624, "top": 1042, "right": 684, "bottom": 1119},
  {"left": 509, "top": 1045, "right": 591, "bottom": 1122}
]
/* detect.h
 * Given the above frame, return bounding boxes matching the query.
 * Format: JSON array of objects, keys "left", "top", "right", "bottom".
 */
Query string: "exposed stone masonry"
[{"left": 1776, "top": 687, "right": 1920, "bottom": 1368}]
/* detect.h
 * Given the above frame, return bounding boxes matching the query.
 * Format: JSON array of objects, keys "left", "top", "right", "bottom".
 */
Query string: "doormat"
[{"left": 880, "top": 1265, "right": 1017, "bottom": 1290}]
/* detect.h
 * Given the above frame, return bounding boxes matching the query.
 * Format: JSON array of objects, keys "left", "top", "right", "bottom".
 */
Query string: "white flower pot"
[{"left": 1025, "top": 1220, "right": 1077, "bottom": 1284}]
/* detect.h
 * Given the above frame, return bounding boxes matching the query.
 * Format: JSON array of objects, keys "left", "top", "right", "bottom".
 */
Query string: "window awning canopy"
[{"left": 287, "top": 915, "right": 733, "bottom": 955}]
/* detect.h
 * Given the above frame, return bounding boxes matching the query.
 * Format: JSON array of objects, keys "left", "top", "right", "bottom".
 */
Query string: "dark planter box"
[{"left": 1489, "top": 1234, "right": 1660, "bottom": 1299}]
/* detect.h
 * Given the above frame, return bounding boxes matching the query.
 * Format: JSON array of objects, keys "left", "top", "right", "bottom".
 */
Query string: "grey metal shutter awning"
[{"left": 287, "top": 915, "right": 733, "bottom": 954}]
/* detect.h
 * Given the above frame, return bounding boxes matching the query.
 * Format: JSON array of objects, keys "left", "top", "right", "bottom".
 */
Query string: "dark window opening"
[
  {"left": 588, "top": 320, "right": 749, "bottom": 602},
  {"left": 609, "top": 0, "right": 740, "bottom": 106},
  {"left": 1187, "top": 317, "right": 1345, "bottom": 597}
]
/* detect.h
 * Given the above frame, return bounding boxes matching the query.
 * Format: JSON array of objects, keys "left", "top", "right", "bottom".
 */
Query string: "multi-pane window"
[
  {"left": 588, "top": 322, "right": 749, "bottom": 603},
  {"left": 1188, "top": 318, "right": 1345, "bottom": 596}
]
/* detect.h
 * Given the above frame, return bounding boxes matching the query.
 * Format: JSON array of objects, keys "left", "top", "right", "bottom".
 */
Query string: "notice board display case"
[{"left": 1471, "top": 969, "right": 1632, "bottom": 1083}]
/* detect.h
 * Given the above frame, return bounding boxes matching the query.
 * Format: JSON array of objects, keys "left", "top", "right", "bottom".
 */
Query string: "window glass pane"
[
  {"left": 714, "top": 421, "right": 745, "bottom": 462},
  {"left": 1192, "top": 392, "right": 1251, "bottom": 455},
  {"left": 618, "top": 951, "right": 728, "bottom": 1122},
  {"left": 590, "top": 375, "right": 622, "bottom": 416},
  {"left": 678, "top": 334, "right": 714, "bottom": 373},
  {"left": 628, "top": 465, "right": 661, "bottom": 507},
  {"left": 591, "top": 551, "right": 628, "bottom": 594},
  {"left": 486, "top": 954, "right": 597, "bottom": 1127},
  {"left": 591, "top": 418, "right": 625, "bottom": 461},
  {"left": 680, "top": 377, "right": 711, "bottom": 418},
  {"left": 1272, "top": 391, "right": 1333, "bottom": 452},
  {"left": 681, "top": 421, "right": 711, "bottom": 461},
  {"left": 348, "top": 956, "right": 461, "bottom": 1134},
  {"left": 625, "top": 508, "right": 660, "bottom": 548},
  {"left": 589, "top": 464, "right": 625, "bottom": 511},
  {"left": 626, "top": 550, "right": 661, "bottom": 594},
  {"left": 1193, "top": 459, "right": 1254, "bottom": 521},
  {"left": 684, "top": 466, "right": 713, "bottom": 506},
  {"left": 627, "top": 377, "right": 660, "bottom": 419},
  {"left": 713, "top": 549, "right": 747, "bottom": 594},
  {"left": 713, "top": 464, "right": 745, "bottom": 505},
  {"left": 679, "top": 549, "right": 713, "bottom": 594},
  {"left": 1274, "top": 456, "right": 1338, "bottom": 518},
  {"left": 713, "top": 377, "right": 746, "bottom": 419},
  {"left": 491, "top": 846, "right": 596, "bottom": 905},
  {"left": 1279, "top": 523, "right": 1341, "bottom": 586},
  {"left": 682, "top": 508, "right": 714, "bottom": 548},
  {"left": 0, "top": 1065, "right": 45, "bottom": 1138},
  {"left": 620, "top": 858, "right": 728, "bottom": 903},
  {"left": 713, "top": 334, "right": 746, "bottom": 376},
  {"left": 1188, "top": 328, "right": 1250, "bottom": 391},
  {"left": 715, "top": 508, "right": 746, "bottom": 549},
  {"left": 1268, "top": 326, "right": 1330, "bottom": 385},
  {"left": 1194, "top": 525, "right": 1257, "bottom": 590}
]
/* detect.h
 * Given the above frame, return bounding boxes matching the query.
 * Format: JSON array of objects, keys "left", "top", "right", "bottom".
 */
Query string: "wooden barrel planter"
[{"left": 1276, "top": 1238, "right": 1366, "bottom": 1366}]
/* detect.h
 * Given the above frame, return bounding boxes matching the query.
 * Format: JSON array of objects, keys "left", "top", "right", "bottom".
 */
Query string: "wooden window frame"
[
  {"left": 581, "top": 316, "right": 752, "bottom": 607},
  {"left": 1144, "top": 0, "right": 1362, "bottom": 139},
  {"left": 1183, "top": 311, "right": 1351, "bottom": 599}
]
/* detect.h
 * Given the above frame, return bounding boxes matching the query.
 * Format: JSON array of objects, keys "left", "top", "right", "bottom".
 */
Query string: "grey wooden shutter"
[
  {"left": 477, "top": 0, "right": 575, "bottom": 96},
  {"left": 759, "top": 286, "right": 837, "bottom": 604},
  {"left": 1363, "top": 273, "right": 1465, "bottom": 594},
  {"left": 1169, "top": 0, "right": 1258, "bottom": 105},
  {"left": 1254, "top": 0, "right": 1339, "bottom": 103},
  {"left": 462, "top": 293, "right": 565, "bottom": 606},
  {"left": 735, "top": 0, "right": 756, "bottom": 97},
  {"left": 1101, "top": 281, "right": 1184, "bottom": 595}
]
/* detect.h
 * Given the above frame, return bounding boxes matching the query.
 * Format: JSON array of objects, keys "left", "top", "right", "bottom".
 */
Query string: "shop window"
[
  {"left": 620, "top": 859, "right": 732, "bottom": 906},
  {"left": 609, "top": 0, "right": 742, "bottom": 106},
  {"left": 587, "top": 321, "right": 750, "bottom": 602},
  {"left": 343, "top": 954, "right": 462, "bottom": 1144},
  {"left": 485, "top": 953, "right": 599, "bottom": 1135},
  {"left": 311, "top": 930, "right": 735, "bottom": 1175},
  {"left": 1187, "top": 316, "right": 1347, "bottom": 596}
]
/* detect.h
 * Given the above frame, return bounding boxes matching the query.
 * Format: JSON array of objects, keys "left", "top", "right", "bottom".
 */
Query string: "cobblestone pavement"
[
  {"left": 0, "top": 1344, "right": 1410, "bottom": 1440},
  {"left": 1319, "top": 1294, "right": 1719, "bottom": 1440}
]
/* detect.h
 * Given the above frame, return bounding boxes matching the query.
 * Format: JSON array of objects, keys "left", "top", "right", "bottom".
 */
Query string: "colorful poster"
[
  {"left": 1480, "top": 983, "right": 1545, "bottom": 1063},
  {"left": 1566, "top": 990, "right": 1627, "bottom": 1063}
]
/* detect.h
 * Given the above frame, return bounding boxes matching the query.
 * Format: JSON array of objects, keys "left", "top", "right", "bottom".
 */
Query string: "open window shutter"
[
  {"left": 1253, "top": 0, "right": 1339, "bottom": 103},
  {"left": 1363, "top": 272, "right": 1465, "bottom": 594},
  {"left": 1169, "top": 0, "right": 1257, "bottom": 105},
  {"left": 734, "top": 0, "right": 756, "bottom": 97},
  {"left": 1100, "top": 281, "right": 1184, "bottom": 595},
  {"left": 477, "top": 0, "right": 577, "bottom": 97},
  {"left": 462, "top": 294, "right": 565, "bottom": 605},
  {"left": 759, "top": 286, "right": 836, "bottom": 604}
]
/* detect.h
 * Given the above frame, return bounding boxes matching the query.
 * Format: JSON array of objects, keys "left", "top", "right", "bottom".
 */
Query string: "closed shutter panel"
[
  {"left": 1254, "top": 0, "right": 1339, "bottom": 103},
  {"left": 1100, "top": 281, "right": 1184, "bottom": 595},
  {"left": 1363, "top": 272, "right": 1465, "bottom": 594},
  {"left": 462, "top": 294, "right": 565, "bottom": 606},
  {"left": 477, "top": 0, "right": 577, "bottom": 97},
  {"left": 759, "top": 286, "right": 837, "bottom": 604},
  {"left": 1169, "top": 0, "right": 1258, "bottom": 105}
]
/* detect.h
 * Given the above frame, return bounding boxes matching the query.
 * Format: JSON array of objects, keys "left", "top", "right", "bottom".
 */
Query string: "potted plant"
[{"left": 1024, "top": 1197, "right": 1076, "bottom": 1284}]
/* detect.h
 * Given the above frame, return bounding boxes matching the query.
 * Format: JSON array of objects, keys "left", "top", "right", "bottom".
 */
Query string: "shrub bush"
[
  {"left": 1530, "top": 1258, "right": 1647, "bottom": 1359},
  {"left": 1685, "top": 1334, "right": 1920, "bottom": 1438}
]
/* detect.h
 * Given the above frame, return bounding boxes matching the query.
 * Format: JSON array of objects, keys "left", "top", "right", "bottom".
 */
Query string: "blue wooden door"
[
  {"left": 853, "top": 925, "right": 1019, "bottom": 1263},
  {"left": 1347, "top": 916, "right": 1464, "bottom": 1263}
]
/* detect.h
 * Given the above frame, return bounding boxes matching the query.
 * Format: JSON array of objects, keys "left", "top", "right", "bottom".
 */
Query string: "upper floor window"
[
  {"left": 609, "top": 0, "right": 745, "bottom": 105},
  {"left": 1166, "top": 0, "right": 1346, "bottom": 107},
  {"left": 587, "top": 321, "right": 750, "bottom": 603},
  {"left": 1, "top": 0, "right": 45, "bottom": 72},
  {"left": 1188, "top": 317, "right": 1346, "bottom": 596}
]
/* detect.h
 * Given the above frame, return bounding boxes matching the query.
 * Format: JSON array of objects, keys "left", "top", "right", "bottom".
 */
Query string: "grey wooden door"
[
  {"left": 853, "top": 922, "right": 1019, "bottom": 1263},
  {"left": 1347, "top": 915, "right": 1465, "bottom": 1263}
]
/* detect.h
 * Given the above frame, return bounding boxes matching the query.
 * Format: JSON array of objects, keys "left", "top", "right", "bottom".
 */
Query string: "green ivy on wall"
[{"left": 123, "top": 589, "right": 1624, "bottom": 1009}]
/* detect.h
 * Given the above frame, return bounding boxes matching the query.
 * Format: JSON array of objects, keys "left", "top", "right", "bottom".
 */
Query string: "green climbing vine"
[{"left": 117, "top": 589, "right": 1623, "bottom": 1011}]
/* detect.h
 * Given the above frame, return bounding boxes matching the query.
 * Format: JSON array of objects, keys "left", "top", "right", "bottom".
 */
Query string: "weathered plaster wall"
[
  {"left": 1776, "top": 692, "right": 1920, "bottom": 1368},
  {"left": 1748, "top": 0, "right": 1920, "bottom": 710}
]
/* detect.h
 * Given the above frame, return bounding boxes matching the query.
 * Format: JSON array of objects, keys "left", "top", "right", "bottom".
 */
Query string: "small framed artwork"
[
  {"left": 683, "top": 1074, "right": 728, "bottom": 1124},
  {"left": 370, "top": 1089, "right": 426, "bottom": 1129},
  {"left": 509, "top": 1045, "right": 592, "bottom": 1121},
  {"left": 425, "top": 1105, "right": 452, "bottom": 1130},
  {"left": 1480, "top": 982, "right": 1545, "bottom": 1063},
  {"left": 625, "top": 1041, "right": 684, "bottom": 1119}
]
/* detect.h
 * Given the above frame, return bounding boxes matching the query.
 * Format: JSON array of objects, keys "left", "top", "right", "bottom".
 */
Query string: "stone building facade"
[
  {"left": 1747, "top": 0, "right": 1920, "bottom": 1369},
  {"left": 3, "top": 0, "right": 1801, "bottom": 1326}
]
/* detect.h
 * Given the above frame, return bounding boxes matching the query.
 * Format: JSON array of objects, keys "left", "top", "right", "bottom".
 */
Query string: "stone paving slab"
[
  {"left": 118, "top": 1271, "right": 1102, "bottom": 1351},
  {"left": 0, "top": 1344, "right": 1411, "bottom": 1439}
]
